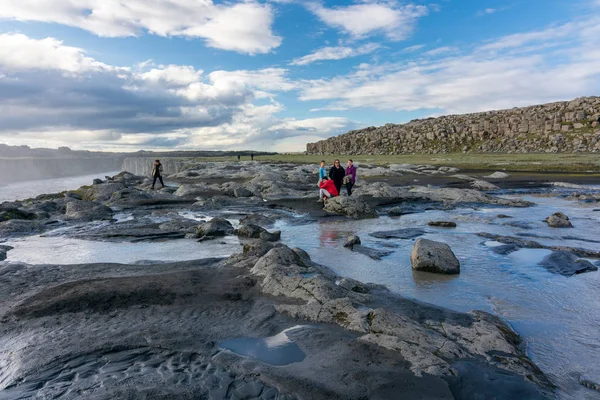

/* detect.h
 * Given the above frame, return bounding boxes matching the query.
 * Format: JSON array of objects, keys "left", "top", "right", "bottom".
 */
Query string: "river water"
[
  {"left": 0, "top": 170, "right": 120, "bottom": 203},
  {"left": 1, "top": 181, "right": 600, "bottom": 398}
]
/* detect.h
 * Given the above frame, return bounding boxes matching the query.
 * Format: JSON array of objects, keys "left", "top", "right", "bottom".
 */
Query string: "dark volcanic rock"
[
  {"left": 352, "top": 244, "right": 393, "bottom": 260},
  {"left": 428, "top": 221, "right": 457, "bottom": 228},
  {"left": 388, "top": 206, "right": 403, "bottom": 216},
  {"left": 490, "top": 244, "right": 521, "bottom": 255},
  {"left": 196, "top": 217, "right": 234, "bottom": 239},
  {"left": 236, "top": 224, "right": 281, "bottom": 242},
  {"left": 545, "top": 212, "right": 573, "bottom": 228},
  {"left": 370, "top": 228, "right": 426, "bottom": 239},
  {"left": 239, "top": 214, "right": 276, "bottom": 228},
  {"left": 0, "top": 245, "right": 13, "bottom": 261},
  {"left": 538, "top": 251, "right": 598, "bottom": 276},
  {"left": 0, "top": 207, "right": 37, "bottom": 222},
  {"left": 233, "top": 187, "right": 253, "bottom": 198},
  {"left": 65, "top": 200, "right": 114, "bottom": 221},
  {"left": 411, "top": 239, "right": 460, "bottom": 274},
  {"left": 344, "top": 235, "right": 361, "bottom": 248}
]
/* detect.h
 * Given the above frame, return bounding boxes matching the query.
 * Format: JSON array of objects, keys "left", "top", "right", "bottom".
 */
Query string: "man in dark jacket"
[
  {"left": 329, "top": 159, "right": 345, "bottom": 195},
  {"left": 151, "top": 159, "right": 165, "bottom": 189}
]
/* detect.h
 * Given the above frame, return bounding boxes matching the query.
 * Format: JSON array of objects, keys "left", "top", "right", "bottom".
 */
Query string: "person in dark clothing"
[
  {"left": 151, "top": 159, "right": 165, "bottom": 189},
  {"left": 345, "top": 159, "right": 357, "bottom": 196},
  {"left": 237, "top": 154, "right": 241, "bottom": 161},
  {"left": 329, "top": 159, "right": 345, "bottom": 195},
  {"left": 251, "top": 153, "right": 255, "bottom": 161}
]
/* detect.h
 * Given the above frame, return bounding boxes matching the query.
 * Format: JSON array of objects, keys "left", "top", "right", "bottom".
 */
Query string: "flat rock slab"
[
  {"left": 351, "top": 244, "right": 393, "bottom": 260},
  {"left": 428, "top": 221, "right": 457, "bottom": 228},
  {"left": 370, "top": 228, "right": 426, "bottom": 239},
  {"left": 538, "top": 251, "right": 598, "bottom": 276}
]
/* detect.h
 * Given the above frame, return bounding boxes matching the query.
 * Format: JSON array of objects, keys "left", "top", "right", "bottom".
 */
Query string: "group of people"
[{"left": 318, "top": 159, "right": 356, "bottom": 203}]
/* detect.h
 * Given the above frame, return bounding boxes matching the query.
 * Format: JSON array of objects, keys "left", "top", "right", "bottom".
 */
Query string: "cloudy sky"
[{"left": 1, "top": 0, "right": 599, "bottom": 152}]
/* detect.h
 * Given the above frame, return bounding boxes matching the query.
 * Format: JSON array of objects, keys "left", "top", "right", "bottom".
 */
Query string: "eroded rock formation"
[{"left": 307, "top": 97, "right": 600, "bottom": 154}]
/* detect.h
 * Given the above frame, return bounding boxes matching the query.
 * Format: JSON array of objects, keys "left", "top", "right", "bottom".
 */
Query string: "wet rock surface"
[
  {"left": 370, "top": 228, "right": 426, "bottom": 239},
  {"left": 428, "top": 221, "right": 457, "bottom": 228},
  {"left": 411, "top": 239, "right": 461, "bottom": 274},
  {"left": 538, "top": 251, "right": 598, "bottom": 276}
]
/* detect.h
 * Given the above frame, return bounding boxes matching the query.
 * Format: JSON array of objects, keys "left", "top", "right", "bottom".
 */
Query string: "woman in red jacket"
[{"left": 318, "top": 177, "right": 338, "bottom": 203}]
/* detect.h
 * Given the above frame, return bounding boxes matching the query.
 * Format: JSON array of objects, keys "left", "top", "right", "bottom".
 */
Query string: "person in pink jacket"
[{"left": 318, "top": 177, "right": 338, "bottom": 203}]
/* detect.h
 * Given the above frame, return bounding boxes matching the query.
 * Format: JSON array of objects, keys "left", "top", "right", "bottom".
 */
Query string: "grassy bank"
[{"left": 181, "top": 153, "right": 600, "bottom": 173}]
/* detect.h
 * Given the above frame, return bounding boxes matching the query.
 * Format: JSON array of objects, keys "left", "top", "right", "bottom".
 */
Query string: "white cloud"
[
  {"left": 423, "top": 46, "right": 458, "bottom": 56},
  {"left": 308, "top": 1, "right": 428, "bottom": 40},
  {"left": 0, "top": 1, "right": 281, "bottom": 54},
  {"left": 0, "top": 33, "right": 350, "bottom": 151},
  {"left": 290, "top": 43, "right": 381, "bottom": 66},
  {"left": 403, "top": 44, "right": 425, "bottom": 52},
  {"left": 0, "top": 33, "right": 112, "bottom": 73},
  {"left": 300, "top": 18, "right": 600, "bottom": 114},
  {"left": 477, "top": 8, "right": 497, "bottom": 16}
]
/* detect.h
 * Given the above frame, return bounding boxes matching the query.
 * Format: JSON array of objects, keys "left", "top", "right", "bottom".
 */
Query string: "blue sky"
[{"left": 0, "top": 0, "right": 599, "bottom": 152}]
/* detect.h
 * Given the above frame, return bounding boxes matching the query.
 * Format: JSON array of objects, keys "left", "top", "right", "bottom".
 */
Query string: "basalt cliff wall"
[{"left": 307, "top": 97, "right": 600, "bottom": 155}]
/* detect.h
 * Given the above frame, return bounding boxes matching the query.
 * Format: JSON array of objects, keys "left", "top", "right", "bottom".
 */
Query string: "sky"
[{"left": 0, "top": 0, "right": 599, "bottom": 152}]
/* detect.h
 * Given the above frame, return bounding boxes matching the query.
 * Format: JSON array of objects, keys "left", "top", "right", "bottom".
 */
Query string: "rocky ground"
[{"left": 1, "top": 161, "right": 599, "bottom": 399}]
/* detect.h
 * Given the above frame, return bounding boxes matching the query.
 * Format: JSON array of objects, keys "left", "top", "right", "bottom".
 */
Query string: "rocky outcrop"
[
  {"left": 196, "top": 217, "right": 234, "bottom": 239},
  {"left": 411, "top": 239, "right": 461, "bottom": 274},
  {"left": 64, "top": 200, "right": 114, "bottom": 221},
  {"left": 235, "top": 224, "right": 281, "bottom": 242},
  {"left": 307, "top": 97, "right": 600, "bottom": 154},
  {"left": 323, "top": 196, "right": 378, "bottom": 218},
  {"left": 0, "top": 245, "right": 12, "bottom": 261}
]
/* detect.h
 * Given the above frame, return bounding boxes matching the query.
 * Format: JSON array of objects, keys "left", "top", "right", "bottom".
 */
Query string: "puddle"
[
  {"left": 220, "top": 326, "right": 309, "bottom": 366},
  {"left": 3, "top": 235, "right": 241, "bottom": 265}
]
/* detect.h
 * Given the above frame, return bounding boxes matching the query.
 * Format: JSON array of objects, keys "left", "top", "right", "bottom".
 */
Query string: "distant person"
[
  {"left": 318, "top": 160, "right": 328, "bottom": 185},
  {"left": 329, "top": 159, "right": 345, "bottom": 195},
  {"left": 345, "top": 159, "right": 357, "bottom": 196},
  {"left": 318, "top": 177, "right": 338, "bottom": 203},
  {"left": 237, "top": 154, "right": 241, "bottom": 161},
  {"left": 251, "top": 153, "right": 255, "bottom": 161},
  {"left": 151, "top": 159, "right": 165, "bottom": 189}
]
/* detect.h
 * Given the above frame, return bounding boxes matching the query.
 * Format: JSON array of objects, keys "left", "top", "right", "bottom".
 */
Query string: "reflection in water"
[
  {"left": 0, "top": 170, "right": 121, "bottom": 203},
  {"left": 220, "top": 326, "right": 310, "bottom": 366},
  {"left": 276, "top": 193, "right": 600, "bottom": 399}
]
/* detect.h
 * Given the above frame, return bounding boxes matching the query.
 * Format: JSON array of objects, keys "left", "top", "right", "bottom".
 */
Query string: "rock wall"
[
  {"left": 121, "top": 158, "right": 189, "bottom": 177},
  {"left": 0, "top": 157, "right": 122, "bottom": 184},
  {"left": 307, "top": 97, "right": 600, "bottom": 154}
]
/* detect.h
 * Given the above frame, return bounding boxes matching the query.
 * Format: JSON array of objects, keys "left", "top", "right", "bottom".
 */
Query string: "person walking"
[
  {"left": 345, "top": 159, "right": 357, "bottom": 196},
  {"left": 151, "top": 159, "right": 165, "bottom": 189},
  {"left": 251, "top": 153, "right": 255, "bottom": 161},
  {"left": 329, "top": 159, "right": 345, "bottom": 195},
  {"left": 237, "top": 154, "right": 241, "bottom": 161},
  {"left": 318, "top": 177, "right": 338, "bottom": 203}
]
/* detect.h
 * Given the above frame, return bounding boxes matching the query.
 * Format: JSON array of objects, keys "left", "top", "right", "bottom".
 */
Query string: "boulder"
[
  {"left": 234, "top": 187, "right": 253, "bottom": 198},
  {"left": 0, "top": 219, "right": 42, "bottom": 237},
  {"left": 388, "top": 206, "right": 403, "bottom": 216},
  {"left": 538, "top": 251, "right": 598, "bottom": 276},
  {"left": 428, "top": 221, "right": 457, "bottom": 228},
  {"left": 324, "top": 196, "right": 378, "bottom": 219},
  {"left": 65, "top": 200, "right": 114, "bottom": 221},
  {"left": 196, "top": 217, "right": 234, "bottom": 238},
  {"left": 239, "top": 214, "right": 276, "bottom": 227},
  {"left": 92, "top": 178, "right": 103, "bottom": 185},
  {"left": 64, "top": 191, "right": 83, "bottom": 200},
  {"left": 344, "top": 235, "right": 361, "bottom": 248},
  {"left": 85, "top": 182, "right": 127, "bottom": 202},
  {"left": 411, "top": 239, "right": 460, "bottom": 274},
  {"left": 485, "top": 172, "right": 510, "bottom": 179},
  {"left": 545, "top": 212, "right": 573, "bottom": 228},
  {"left": 236, "top": 224, "right": 281, "bottom": 242},
  {"left": 471, "top": 180, "right": 500, "bottom": 190}
]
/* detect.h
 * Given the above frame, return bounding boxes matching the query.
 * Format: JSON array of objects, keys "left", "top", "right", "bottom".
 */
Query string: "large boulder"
[
  {"left": 538, "top": 251, "right": 598, "bottom": 276},
  {"left": 324, "top": 196, "right": 377, "bottom": 219},
  {"left": 545, "top": 212, "right": 573, "bottom": 228},
  {"left": 344, "top": 235, "right": 361, "bottom": 248},
  {"left": 236, "top": 224, "right": 281, "bottom": 242},
  {"left": 234, "top": 187, "right": 253, "bottom": 198},
  {"left": 411, "top": 239, "right": 460, "bottom": 274},
  {"left": 65, "top": 200, "right": 114, "bottom": 221},
  {"left": 196, "top": 217, "right": 234, "bottom": 239}
]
